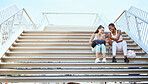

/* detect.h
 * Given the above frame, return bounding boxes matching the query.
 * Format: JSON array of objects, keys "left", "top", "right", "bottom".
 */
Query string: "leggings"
[
  {"left": 92, "top": 44, "right": 106, "bottom": 53},
  {"left": 112, "top": 40, "right": 127, "bottom": 56}
]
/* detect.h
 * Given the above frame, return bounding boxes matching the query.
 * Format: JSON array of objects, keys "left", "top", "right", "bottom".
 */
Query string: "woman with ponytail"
[{"left": 89, "top": 25, "right": 108, "bottom": 63}]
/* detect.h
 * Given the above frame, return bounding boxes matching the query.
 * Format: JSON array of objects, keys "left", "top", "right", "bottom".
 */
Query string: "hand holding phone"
[{"left": 105, "top": 32, "right": 108, "bottom": 38}]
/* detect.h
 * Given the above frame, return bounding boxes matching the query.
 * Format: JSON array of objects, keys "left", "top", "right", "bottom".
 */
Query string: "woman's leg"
[
  {"left": 96, "top": 45, "right": 101, "bottom": 58},
  {"left": 122, "top": 41, "right": 128, "bottom": 57},
  {"left": 112, "top": 41, "right": 117, "bottom": 62},
  {"left": 101, "top": 44, "right": 106, "bottom": 58},
  {"left": 122, "top": 41, "right": 129, "bottom": 63},
  {"left": 101, "top": 44, "right": 107, "bottom": 63},
  {"left": 95, "top": 45, "right": 101, "bottom": 63},
  {"left": 96, "top": 52, "right": 99, "bottom": 59},
  {"left": 112, "top": 41, "right": 117, "bottom": 57}
]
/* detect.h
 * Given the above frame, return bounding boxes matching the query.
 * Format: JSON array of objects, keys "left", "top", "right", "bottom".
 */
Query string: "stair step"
[
  {"left": 0, "top": 76, "right": 147, "bottom": 82},
  {"left": 21, "top": 33, "right": 128, "bottom": 37},
  {"left": 0, "top": 69, "right": 147, "bottom": 74},
  {"left": 8, "top": 49, "right": 141, "bottom": 52},
  {"left": 0, "top": 63, "right": 148, "bottom": 68},
  {"left": 5, "top": 55, "right": 144, "bottom": 57},
  {"left": 6, "top": 51, "right": 146, "bottom": 56},
  {"left": 18, "top": 36, "right": 131, "bottom": 40},
  {"left": 23, "top": 31, "right": 126, "bottom": 34},
  {"left": 9, "top": 47, "right": 141, "bottom": 50},
  {"left": 16, "top": 39, "right": 135, "bottom": 43},
  {"left": 12, "top": 43, "right": 138, "bottom": 47},
  {"left": 2, "top": 57, "right": 148, "bottom": 63}
]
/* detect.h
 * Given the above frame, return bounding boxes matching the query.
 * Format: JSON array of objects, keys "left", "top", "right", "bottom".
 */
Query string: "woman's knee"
[
  {"left": 122, "top": 40, "right": 127, "bottom": 45},
  {"left": 101, "top": 44, "right": 106, "bottom": 48},
  {"left": 96, "top": 45, "right": 101, "bottom": 53},
  {"left": 112, "top": 41, "right": 117, "bottom": 46},
  {"left": 101, "top": 44, "right": 106, "bottom": 53}
]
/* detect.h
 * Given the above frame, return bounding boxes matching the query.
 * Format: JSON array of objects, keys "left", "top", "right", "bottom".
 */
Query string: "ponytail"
[{"left": 94, "top": 25, "right": 104, "bottom": 33}]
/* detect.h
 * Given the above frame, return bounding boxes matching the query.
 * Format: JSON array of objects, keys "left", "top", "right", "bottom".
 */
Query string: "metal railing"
[
  {"left": 128, "top": 6, "right": 148, "bottom": 22},
  {"left": 42, "top": 12, "right": 102, "bottom": 26},
  {"left": 114, "top": 7, "right": 148, "bottom": 54},
  {"left": 0, "top": 7, "right": 37, "bottom": 48},
  {"left": 0, "top": 5, "right": 19, "bottom": 23}
]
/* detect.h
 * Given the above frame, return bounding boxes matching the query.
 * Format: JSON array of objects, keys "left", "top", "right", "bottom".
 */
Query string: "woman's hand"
[
  {"left": 89, "top": 41, "right": 92, "bottom": 45},
  {"left": 105, "top": 33, "right": 110, "bottom": 38},
  {"left": 105, "top": 38, "right": 109, "bottom": 43}
]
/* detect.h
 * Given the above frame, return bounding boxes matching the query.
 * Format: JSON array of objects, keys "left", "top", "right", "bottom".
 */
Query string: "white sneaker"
[
  {"left": 95, "top": 58, "right": 101, "bottom": 63},
  {"left": 102, "top": 58, "right": 107, "bottom": 63}
]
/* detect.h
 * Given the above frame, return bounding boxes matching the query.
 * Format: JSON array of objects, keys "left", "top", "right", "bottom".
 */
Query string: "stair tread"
[
  {"left": 1, "top": 62, "right": 148, "bottom": 64},
  {"left": 0, "top": 69, "right": 148, "bottom": 71},
  {"left": 10, "top": 47, "right": 141, "bottom": 49},
  {"left": 0, "top": 76, "right": 147, "bottom": 82},
  {"left": 19, "top": 36, "right": 130, "bottom": 39},
  {"left": 7, "top": 51, "right": 145, "bottom": 53},
  {"left": 16, "top": 39, "right": 133, "bottom": 41},
  {"left": 23, "top": 31, "right": 125, "bottom": 33},
  {"left": 2, "top": 57, "right": 147, "bottom": 59},
  {"left": 13, "top": 43, "right": 137, "bottom": 45}
]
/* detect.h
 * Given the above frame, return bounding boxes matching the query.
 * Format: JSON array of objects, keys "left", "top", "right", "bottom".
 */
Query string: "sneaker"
[
  {"left": 95, "top": 58, "right": 101, "bottom": 63},
  {"left": 124, "top": 57, "right": 129, "bottom": 63},
  {"left": 112, "top": 57, "right": 117, "bottom": 63},
  {"left": 102, "top": 58, "right": 107, "bottom": 63}
]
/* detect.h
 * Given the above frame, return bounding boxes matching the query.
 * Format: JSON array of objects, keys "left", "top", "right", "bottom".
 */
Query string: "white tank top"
[{"left": 111, "top": 30, "right": 122, "bottom": 41}]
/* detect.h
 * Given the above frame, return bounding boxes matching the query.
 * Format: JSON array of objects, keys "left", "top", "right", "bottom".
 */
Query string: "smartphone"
[{"left": 105, "top": 32, "right": 108, "bottom": 38}]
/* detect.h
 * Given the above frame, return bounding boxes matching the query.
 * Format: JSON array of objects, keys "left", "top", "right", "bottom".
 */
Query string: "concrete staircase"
[{"left": 0, "top": 30, "right": 148, "bottom": 82}]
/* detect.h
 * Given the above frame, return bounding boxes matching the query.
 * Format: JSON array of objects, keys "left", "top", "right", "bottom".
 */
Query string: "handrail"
[
  {"left": 22, "top": 8, "right": 37, "bottom": 28},
  {"left": 43, "top": 12, "right": 98, "bottom": 15},
  {"left": 42, "top": 12, "right": 100, "bottom": 26},
  {"left": 0, "top": 8, "right": 37, "bottom": 28},
  {"left": 0, "top": 7, "right": 37, "bottom": 48},
  {"left": 0, "top": 9, "right": 22, "bottom": 25},
  {"left": 114, "top": 10, "right": 148, "bottom": 24},
  {"left": 114, "top": 8, "right": 148, "bottom": 54}
]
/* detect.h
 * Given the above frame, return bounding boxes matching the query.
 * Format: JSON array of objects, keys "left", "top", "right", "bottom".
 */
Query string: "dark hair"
[
  {"left": 108, "top": 23, "right": 116, "bottom": 30},
  {"left": 94, "top": 25, "right": 104, "bottom": 33}
]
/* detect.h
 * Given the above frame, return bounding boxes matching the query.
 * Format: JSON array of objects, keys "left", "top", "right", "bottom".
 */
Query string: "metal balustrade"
[
  {"left": 114, "top": 7, "right": 148, "bottom": 54},
  {"left": 0, "top": 6, "right": 36, "bottom": 48},
  {"left": 128, "top": 6, "right": 148, "bottom": 22},
  {"left": 42, "top": 12, "right": 109, "bottom": 28},
  {"left": 0, "top": 5, "right": 19, "bottom": 23}
]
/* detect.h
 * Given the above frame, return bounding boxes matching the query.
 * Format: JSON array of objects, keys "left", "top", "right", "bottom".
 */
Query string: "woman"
[
  {"left": 106, "top": 23, "right": 129, "bottom": 63},
  {"left": 89, "top": 25, "right": 108, "bottom": 63}
]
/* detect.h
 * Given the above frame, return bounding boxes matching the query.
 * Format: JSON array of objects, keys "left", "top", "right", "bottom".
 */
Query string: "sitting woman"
[
  {"left": 106, "top": 23, "right": 129, "bottom": 63},
  {"left": 89, "top": 25, "right": 108, "bottom": 63}
]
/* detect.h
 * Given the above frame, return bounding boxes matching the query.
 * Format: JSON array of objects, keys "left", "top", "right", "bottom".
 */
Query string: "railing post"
[
  {"left": 125, "top": 11, "right": 130, "bottom": 31},
  {"left": 135, "top": 16, "right": 141, "bottom": 40},
  {"left": 0, "top": 24, "right": 2, "bottom": 48},
  {"left": 44, "top": 14, "right": 50, "bottom": 25},
  {"left": 92, "top": 13, "right": 99, "bottom": 26},
  {"left": 18, "top": 10, "right": 23, "bottom": 29}
]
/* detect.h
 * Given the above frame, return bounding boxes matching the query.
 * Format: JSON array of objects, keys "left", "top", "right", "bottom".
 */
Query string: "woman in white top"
[
  {"left": 105, "top": 23, "right": 129, "bottom": 63},
  {"left": 89, "top": 25, "right": 108, "bottom": 63}
]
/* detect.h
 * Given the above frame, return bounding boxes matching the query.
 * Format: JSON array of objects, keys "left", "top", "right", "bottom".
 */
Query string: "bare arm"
[
  {"left": 106, "top": 33, "right": 113, "bottom": 46},
  {"left": 89, "top": 33, "right": 95, "bottom": 45},
  {"left": 108, "top": 38, "right": 113, "bottom": 46},
  {"left": 102, "top": 36, "right": 109, "bottom": 43}
]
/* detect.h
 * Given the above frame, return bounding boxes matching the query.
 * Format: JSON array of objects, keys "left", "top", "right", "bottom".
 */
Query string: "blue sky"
[{"left": 0, "top": 0, "right": 148, "bottom": 26}]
